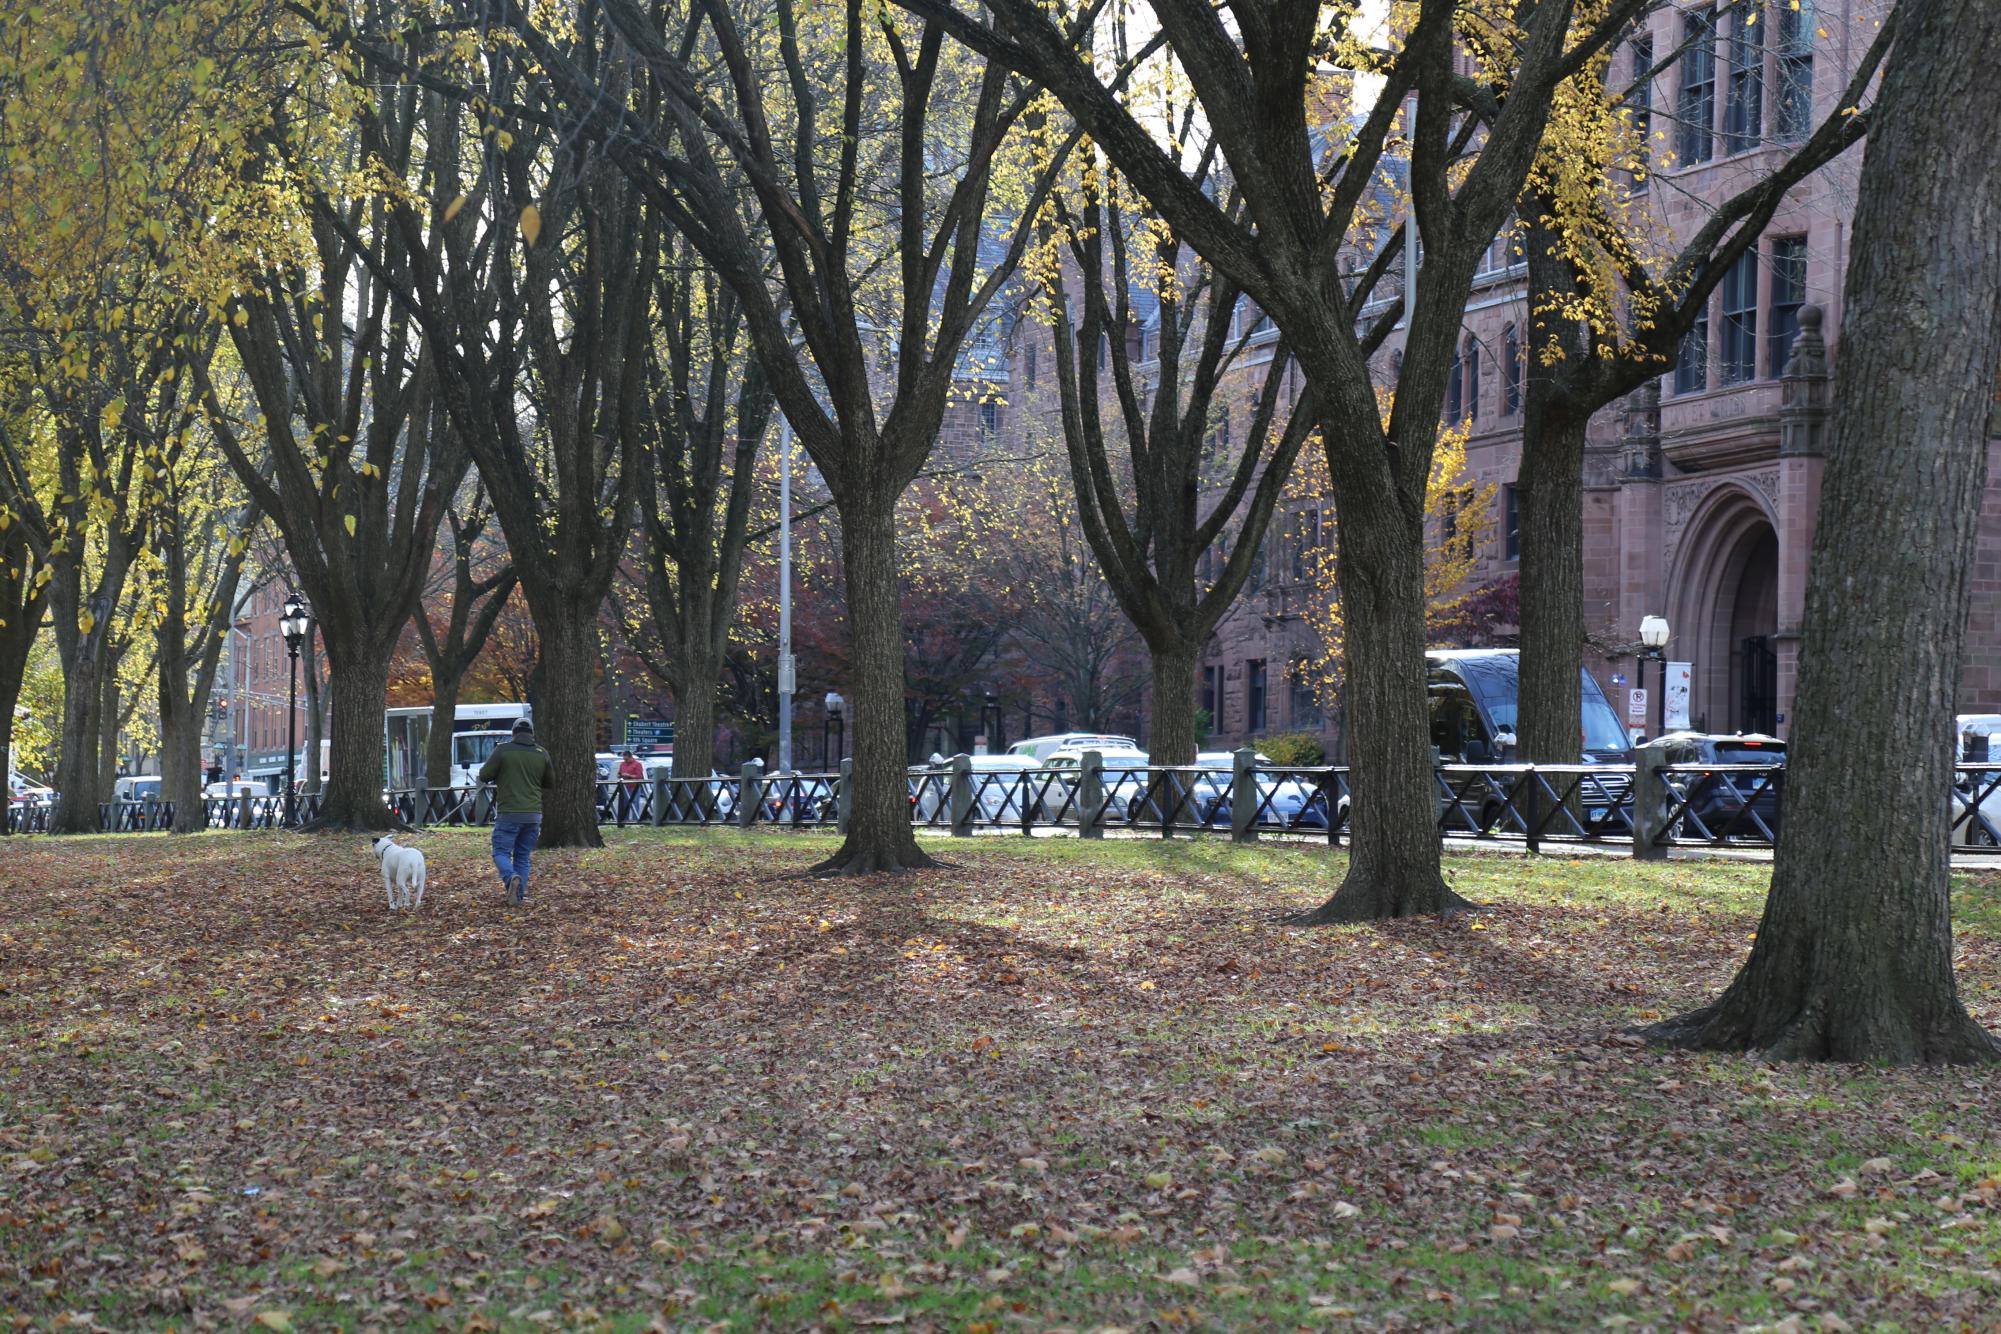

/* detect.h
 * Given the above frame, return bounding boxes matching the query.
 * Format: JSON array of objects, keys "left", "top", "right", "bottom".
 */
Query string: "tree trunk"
[
  {"left": 159, "top": 701, "right": 206, "bottom": 834},
  {"left": 49, "top": 650, "right": 105, "bottom": 835},
  {"left": 0, "top": 672, "right": 23, "bottom": 836},
  {"left": 426, "top": 668, "right": 462, "bottom": 790},
  {"left": 1292, "top": 483, "right": 1471, "bottom": 923},
  {"left": 1146, "top": 639, "right": 1200, "bottom": 767},
  {"left": 1648, "top": 0, "right": 2001, "bottom": 1064},
  {"left": 532, "top": 610, "right": 605, "bottom": 849},
  {"left": 307, "top": 648, "right": 398, "bottom": 833},
  {"left": 96, "top": 666, "right": 121, "bottom": 803},
  {"left": 1514, "top": 406, "right": 1589, "bottom": 762},
  {"left": 810, "top": 493, "right": 937, "bottom": 875},
  {"left": 670, "top": 651, "right": 721, "bottom": 780}
]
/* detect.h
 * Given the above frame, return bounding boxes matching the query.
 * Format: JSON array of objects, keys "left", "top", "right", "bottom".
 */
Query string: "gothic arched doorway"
[{"left": 1671, "top": 485, "right": 1780, "bottom": 734}]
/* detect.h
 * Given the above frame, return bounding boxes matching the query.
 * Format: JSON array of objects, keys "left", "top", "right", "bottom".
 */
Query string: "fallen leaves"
[{"left": 0, "top": 833, "right": 1994, "bottom": 1330}]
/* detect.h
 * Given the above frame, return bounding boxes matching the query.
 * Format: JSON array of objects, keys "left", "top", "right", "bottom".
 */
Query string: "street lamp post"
[
  {"left": 982, "top": 691, "right": 1002, "bottom": 756},
  {"left": 824, "top": 692, "right": 844, "bottom": 767},
  {"left": 1638, "top": 614, "right": 1671, "bottom": 741},
  {"left": 777, "top": 412, "right": 798, "bottom": 772},
  {"left": 280, "top": 593, "right": 312, "bottom": 826}
]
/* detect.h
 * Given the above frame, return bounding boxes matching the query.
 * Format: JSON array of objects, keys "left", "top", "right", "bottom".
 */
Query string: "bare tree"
[
  {"left": 488, "top": 0, "right": 1066, "bottom": 872},
  {"left": 905, "top": 0, "right": 1648, "bottom": 916},
  {"left": 635, "top": 234, "right": 773, "bottom": 780},
  {"left": 413, "top": 486, "right": 516, "bottom": 790}
]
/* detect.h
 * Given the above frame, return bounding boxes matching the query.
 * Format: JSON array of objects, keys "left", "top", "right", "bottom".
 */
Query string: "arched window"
[
  {"left": 1462, "top": 336, "right": 1480, "bottom": 423},
  {"left": 1445, "top": 347, "right": 1462, "bottom": 422},
  {"left": 1502, "top": 324, "right": 1521, "bottom": 415}
]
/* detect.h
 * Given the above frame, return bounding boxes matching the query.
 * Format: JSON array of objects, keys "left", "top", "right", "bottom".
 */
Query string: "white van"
[{"left": 1007, "top": 731, "right": 1139, "bottom": 763}]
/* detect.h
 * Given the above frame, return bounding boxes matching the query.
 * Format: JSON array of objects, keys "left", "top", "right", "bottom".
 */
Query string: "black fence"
[{"left": 12, "top": 759, "right": 2001, "bottom": 856}]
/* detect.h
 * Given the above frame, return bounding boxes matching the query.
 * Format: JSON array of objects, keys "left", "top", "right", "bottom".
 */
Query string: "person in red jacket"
[{"left": 616, "top": 750, "right": 646, "bottom": 825}]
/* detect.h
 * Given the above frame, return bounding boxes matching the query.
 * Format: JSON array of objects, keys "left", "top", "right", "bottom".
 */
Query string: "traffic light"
[{"left": 213, "top": 695, "right": 230, "bottom": 721}]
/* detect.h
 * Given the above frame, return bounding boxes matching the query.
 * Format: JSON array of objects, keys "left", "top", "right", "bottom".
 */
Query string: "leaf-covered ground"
[{"left": 2, "top": 830, "right": 1998, "bottom": 1333}]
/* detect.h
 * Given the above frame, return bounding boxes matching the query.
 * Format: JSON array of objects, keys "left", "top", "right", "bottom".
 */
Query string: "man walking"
[{"left": 479, "top": 717, "right": 554, "bottom": 904}]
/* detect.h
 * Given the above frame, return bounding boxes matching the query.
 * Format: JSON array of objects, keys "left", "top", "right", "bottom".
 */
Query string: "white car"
[
  {"left": 204, "top": 780, "right": 265, "bottom": 799},
  {"left": 1007, "top": 731, "right": 1139, "bottom": 763},
  {"left": 8, "top": 772, "right": 54, "bottom": 805},
  {"left": 1034, "top": 747, "right": 1165, "bottom": 823},
  {"left": 910, "top": 754, "right": 1040, "bottom": 823}
]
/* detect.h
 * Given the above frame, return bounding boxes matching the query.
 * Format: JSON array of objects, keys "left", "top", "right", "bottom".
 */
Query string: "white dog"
[{"left": 371, "top": 835, "right": 427, "bottom": 911}]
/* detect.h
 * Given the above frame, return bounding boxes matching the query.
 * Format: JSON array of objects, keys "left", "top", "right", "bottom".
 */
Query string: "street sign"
[
  {"left": 624, "top": 718, "right": 675, "bottom": 748},
  {"left": 1627, "top": 686, "right": 1648, "bottom": 720},
  {"left": 1610, "top": 672, "right": 1627, "bottom": 686}
]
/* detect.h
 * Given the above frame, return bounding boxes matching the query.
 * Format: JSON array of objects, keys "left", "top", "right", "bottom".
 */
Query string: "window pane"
[
  {"left": 1720, "top": 250, "right": 1757, "bottom": 384},
  {"left": 1768, "top": 236, "right": 1808, "bottom": 374},
  {"left": 1723, "top": 7, "right": 1762, "bottom": 152},
  {"left": 1676, "top": 313, "right": 1709, "bottom": 394},
  {"left": 1775, "top": 2, "right": 1815, "bottom": 141},
  {"left": 1677, "top": 11, "right": 1716, "bottom": 164}
]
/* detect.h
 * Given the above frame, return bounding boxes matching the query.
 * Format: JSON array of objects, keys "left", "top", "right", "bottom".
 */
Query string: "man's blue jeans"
[{"left": 492, "top": 813, "right": 542, "bottom": 895}]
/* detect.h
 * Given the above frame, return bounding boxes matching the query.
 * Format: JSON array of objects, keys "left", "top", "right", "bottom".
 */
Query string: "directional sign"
[{"left": 624, "top": 718, "right": 675, "bottom": 748}]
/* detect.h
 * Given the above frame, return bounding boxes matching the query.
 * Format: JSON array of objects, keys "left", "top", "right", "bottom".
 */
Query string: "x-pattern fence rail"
[{"left": 15, "top": 761, "right": 2001, "bottom": 855}]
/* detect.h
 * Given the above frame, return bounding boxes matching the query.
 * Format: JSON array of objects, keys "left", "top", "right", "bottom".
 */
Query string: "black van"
[
  {"left": 1425, "top": 650, "right": 1632, "bottom": 763},
  {"left": 1427, "top": 650, "right": 1632, "bottom": 833}
]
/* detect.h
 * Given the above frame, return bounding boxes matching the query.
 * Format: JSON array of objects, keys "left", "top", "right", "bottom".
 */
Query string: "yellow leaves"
[
  {"left": 78, "top": 608, "right": 95, "bottom": 636},
  {"left": 343, "top": 514, "right": 356, "bottom": 537},
  {"left": 519, "top": 203, "right": 542, "bottom": 247},
  {"left": 252, "top": 1312, "right": 293, "bottom": 1331},
  {"left": 444, "top": 193, "right": 467, "bottom": 223}
]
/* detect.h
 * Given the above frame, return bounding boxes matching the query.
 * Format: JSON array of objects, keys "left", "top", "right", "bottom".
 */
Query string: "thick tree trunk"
[
  {"left": 96, "top": 667, "right": 121, "bottom": 804},
  {"left": 1146, "top": 639, "right": 1200, "bottom": 767},
  {"left": 532, "top": 611, "right": 605, "bottom": 849},
  {"left": 1649, "top": 0, "right": 2001, "bottom": 1064},
  {"left": 811, "top": 494, "right": 937, "bottom": 875},
  {"left": 159, "top": 703, "right": 206, "bottom": 834},
  {"left": 1292, "top": 484, "right": 1472, "bottom": 923},
  {"left": 49, "top": 651, "right": 105, "bottom": 835},
  {"left": 425, "top": 669, "right": 462, "bottom": 790},
  {"left": 669, "top": 652, "right": 720, "bottom": 780},
  {"left": 307, "top": 648, "right": 398, "bottom": 833},
  {"left": 1514, "top": 407, "right": 1589, "bottom": 762}
]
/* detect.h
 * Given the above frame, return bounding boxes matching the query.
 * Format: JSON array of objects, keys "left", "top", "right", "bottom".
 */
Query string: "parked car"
[
  {"left": 910, "top": 754, "right": 1040, "bottom": 823},
  {"left": 204, "top": 779, "right": 264, "bottom": 799},
  {"left": 1194, "top": 754, "right": 1337, "bottom": 830},
  {"left": 1034, "top": 747, "right": 1159, "bottom": 823},
  {"left": 1652, "top": 732, "right": 1785, "bottom": 838},
  {"left": 1006, "top": 731, "right": 1139, "bottom": 763},
  {"left": 762, "top": 772, "right": 836, "bottom": 822}
]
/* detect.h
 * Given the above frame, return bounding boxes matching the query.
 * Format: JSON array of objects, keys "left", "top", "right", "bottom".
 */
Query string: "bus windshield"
[{"left": 455, "top": 733, "right": 508, "bottom": 772}]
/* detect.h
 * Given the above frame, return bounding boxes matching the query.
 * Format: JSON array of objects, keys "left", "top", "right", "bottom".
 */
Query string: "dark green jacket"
[{"left": 479, "top": 739, "right": 554, "bottom": 814}]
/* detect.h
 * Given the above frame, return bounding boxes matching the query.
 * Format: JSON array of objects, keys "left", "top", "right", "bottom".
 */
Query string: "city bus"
[{"left": 384, "top": 702, "right": 532, "bottom": 790}]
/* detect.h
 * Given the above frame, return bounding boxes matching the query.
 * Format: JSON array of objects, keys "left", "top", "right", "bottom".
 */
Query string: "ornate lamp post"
[
  {"left": 1638, "top": 614, "right": 1671, "bottom": 741},
  {"left": 823, "top": 692, "right": 845, "bottom": 767},
  {"left": 280, "top": 592, "right": 312, "bottom": 826}
]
